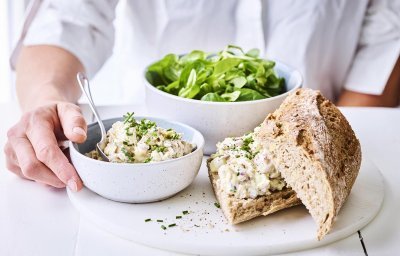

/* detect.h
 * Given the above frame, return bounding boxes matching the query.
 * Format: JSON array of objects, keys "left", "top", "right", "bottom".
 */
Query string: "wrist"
[
  {"left": 18, "top": 84, "right": 74, "bottom": 112},
  {"left": 15, "top": 46, "right": 84, "bottom": 112}
]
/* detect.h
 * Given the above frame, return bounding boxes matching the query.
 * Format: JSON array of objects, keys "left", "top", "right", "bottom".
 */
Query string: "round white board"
[{"left": 68, "top": 157, "right": 384, "bottom": 255}]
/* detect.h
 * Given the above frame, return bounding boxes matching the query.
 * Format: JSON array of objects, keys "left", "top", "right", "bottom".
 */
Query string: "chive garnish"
[
  {"left": 123, "top": 112, "right": 135, "bottom": 124},
  {"left": 182, "top": 210, "right": 189, "bottom": 215},
  {"left": 214, "top": 202, "right": 221, "bottom": 208},
  {"left": 145, "top": 218, "right": 152, "bottom": 222},
  {"left": 176, "top": 216, "right": 182, "bottom": 219},
  {"left": 168, "top": 223, "right": 177, "bottom": 227},
  {"left": 161, "top": 225, "right": 166, "bottom": 230},
  {"left": 121, "top": 147, "right": 135, "bottom": 162},
  {"left": 240, "top": 135, "right": 254, "bottom": 153},
  {"left": 157, "top": 219, "right": 163, "bottom": 222}
]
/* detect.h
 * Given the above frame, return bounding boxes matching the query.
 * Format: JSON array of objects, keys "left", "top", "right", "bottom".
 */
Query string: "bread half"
[
  {"left": 256, "top": 88, "right": 361, "bottom": 240},
  {"left": 207, "top": 159, "right": 301, "bottom": 224}
]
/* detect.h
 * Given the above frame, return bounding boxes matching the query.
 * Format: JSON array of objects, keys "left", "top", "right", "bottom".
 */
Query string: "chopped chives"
[
  {"left": 157, "top": 219, "right": 163, "bottom": 222},
  {"left": 144, "top": 218, "right": 152, "bottom": 222},
  {"left": 182, "top": 210, "right": 189, "bottom": 215},
  {"left": 214, "top": 202, "right": 221, "bottom": 208},
  {"left": 176, "top": 216, "right": 182, "bottom": 219},
  {"left": 161, "top": 225, "right": 166, "bottom": 230},
  {"left": 123, "top": 112, "right": 135, "bottom": 124},
  {"left": 168, "top": 223, "right": 177, "bottom": 227}
]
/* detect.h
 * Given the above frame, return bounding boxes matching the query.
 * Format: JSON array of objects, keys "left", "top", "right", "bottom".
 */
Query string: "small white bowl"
[
  {"left": 144, "top": 61, "right": 302, "bottom": 155},
  {"left": 69, "top": 117, "right": 204, "bottom": 203}
]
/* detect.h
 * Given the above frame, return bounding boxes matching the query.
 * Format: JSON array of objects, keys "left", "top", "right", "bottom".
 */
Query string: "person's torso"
[{"left": 108, "top": 0, "right": 368, "bottom": 103}]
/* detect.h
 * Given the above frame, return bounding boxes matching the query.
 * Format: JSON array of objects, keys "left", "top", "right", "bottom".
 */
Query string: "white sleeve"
[
  {"left": 10, "top": 0, "right": 118, "bottom": 78},
  {"left": 344, "top": 0, "right": 400, "bottom": 95}
]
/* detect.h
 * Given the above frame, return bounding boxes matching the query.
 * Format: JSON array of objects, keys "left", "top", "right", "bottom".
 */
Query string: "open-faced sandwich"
[{"left": 208, "top": 88, "right": 361, "bottom": 240}]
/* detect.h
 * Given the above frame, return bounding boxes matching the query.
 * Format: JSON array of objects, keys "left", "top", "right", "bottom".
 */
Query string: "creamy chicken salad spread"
[
  {"left": 87, "top": 112, "right": 194, "bottom": 163},
  {"left": 209, "top": 128, "right": 286, "bottom": 199}
]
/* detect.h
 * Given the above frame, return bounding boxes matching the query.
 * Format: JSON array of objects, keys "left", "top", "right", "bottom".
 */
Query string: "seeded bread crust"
[
  {"left": 256, "top": 88, "right": 361, "bottom": 240},
  {"left": 207, "top": 159, "right": 301, "bottom": 224}
]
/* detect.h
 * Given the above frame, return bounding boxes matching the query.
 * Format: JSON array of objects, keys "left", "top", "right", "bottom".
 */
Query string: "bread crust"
[
  {"left": 207, "top": 159, "right": 301, "bottom": 224},
  {"left": 256, "top": 88, "right": 361, "bottom": 240}
]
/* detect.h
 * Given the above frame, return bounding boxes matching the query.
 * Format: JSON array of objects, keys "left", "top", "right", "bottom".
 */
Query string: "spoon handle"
[{"left": 76, "top": 72, "right": 107, "bottom": 141}]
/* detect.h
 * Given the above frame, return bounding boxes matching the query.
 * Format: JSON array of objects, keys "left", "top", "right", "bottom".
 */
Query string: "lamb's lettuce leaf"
[{"left": 146, "top": 45, "right": 285, "bottom": 102}]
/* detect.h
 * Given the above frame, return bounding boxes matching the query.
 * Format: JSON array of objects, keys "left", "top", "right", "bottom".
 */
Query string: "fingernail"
[
  {"left": 67, "top": 179, "right": 78, "bottom": 192},
  {"left": 73, "top": 127, "right": 86, "bottom": 137}
]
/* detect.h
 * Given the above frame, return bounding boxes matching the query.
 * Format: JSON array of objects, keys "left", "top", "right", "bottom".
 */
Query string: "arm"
[
  {"left": 337, "top": 56, "right": 400, "bottom": 107},
  {"left": 5, "top": 0, "right": 117, "bottom": 190},
  {"left": 337, "top": 0, "right": 400, "bottom": 107},
  {"left": 5, "top": 46, "right": 87, "bottom": 190},
  {"left": 16, "top": 45, "right": 84, "bottom": 110}
]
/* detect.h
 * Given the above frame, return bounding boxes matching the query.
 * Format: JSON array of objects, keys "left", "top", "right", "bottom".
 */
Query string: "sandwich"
[{"left": 208, "top": 88, "right": 361, "bottom": 240}]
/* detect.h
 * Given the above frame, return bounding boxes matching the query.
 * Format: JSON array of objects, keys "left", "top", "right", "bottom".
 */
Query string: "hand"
[{"left": 4, "top": 102, "right": 87, "bottom": 191}]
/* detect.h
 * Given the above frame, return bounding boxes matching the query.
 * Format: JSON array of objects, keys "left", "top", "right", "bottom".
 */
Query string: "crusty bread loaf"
[
  {"left": 256, "top": 88, "right": 361, "bottom": 240},
  {"left": 207, "top": 159, "right": 301, "bottom": 224}
]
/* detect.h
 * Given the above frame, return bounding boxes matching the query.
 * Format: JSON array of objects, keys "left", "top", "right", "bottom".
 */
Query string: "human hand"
[{"left": 4, "top": 102, "right": 86, "bottom": 191}]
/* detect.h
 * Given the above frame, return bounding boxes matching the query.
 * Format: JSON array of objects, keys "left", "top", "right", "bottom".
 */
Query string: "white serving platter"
[{"left": 68, "top": 157, "right": 384, "bottom": 255}]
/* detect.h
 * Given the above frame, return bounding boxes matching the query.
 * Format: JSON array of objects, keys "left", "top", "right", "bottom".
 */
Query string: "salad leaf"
[
  {"left": 146, "top": 54, "right": 179, "bottom": 86},
  {"left": 201, "top": 93, "right": 226, "bottom": 102},
  {"left": 178, "top": 83, "right": 200, "bottom": 99},
  {"left": 213, "top": 58, "right": 242, "bottom": 76},
  {"left": 230, "top": 77, "right": 247, "bottom": 88},
  {"left": 236, "top": 88, "right": 266, "bottom": 101},
  {"left": 180, "top": 50, "right": 206, "bottom": 64},
  {"left": 164, "top": 80, "right": 180, "bottom": 94},
  {"left": 146, "top": 45, "right": 285, "bottom": 102},
  {"left": 221, "top": 91, "right": 241, "bottom": 102},
  {"left": 186, "top": 69, "right": 197, "bottom": 88},
  {"left": 245, "top": 48, "right": 260, "bottom": 58},
  {"left": 199, "top": 83, "right": 213, "bottom": 94}
]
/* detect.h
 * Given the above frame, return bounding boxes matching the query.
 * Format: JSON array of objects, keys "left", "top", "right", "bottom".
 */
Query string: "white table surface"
[{"left": 0, "top": 102, "right": 399, "bottom": 256}]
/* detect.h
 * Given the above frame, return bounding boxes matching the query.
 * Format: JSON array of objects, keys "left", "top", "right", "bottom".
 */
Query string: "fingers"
[
  {"left": 10, "top": 137, "right": 65, "bottom": 188},
  {"left": 25, "top": 118, "right": 83, "bottom": 191},
  {"left": 5, "top": 103, "right": 86, "bottom": 191},
  {"left": 4, "top": 142, "right": 24, "bottom": 178},
  {"left": 57, "top": 103, "right": 87, "bottom": 143}
]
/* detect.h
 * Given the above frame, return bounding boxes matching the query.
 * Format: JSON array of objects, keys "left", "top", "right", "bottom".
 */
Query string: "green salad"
[{"left": 145, "top": 45, "right": 285, "bottom": 102}]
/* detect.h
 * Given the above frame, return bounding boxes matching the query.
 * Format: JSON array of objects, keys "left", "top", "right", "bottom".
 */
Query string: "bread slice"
[
  {"left": 207, "top": 159, "right": 301, "bottom": 224},
  {"left": 256, "top": 88, "right": 361, "bottom": 240}
]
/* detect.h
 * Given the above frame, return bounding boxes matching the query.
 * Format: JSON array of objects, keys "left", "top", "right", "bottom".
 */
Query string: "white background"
[{"left": 0, "top": 1, "right": 16, "bottom": 103}]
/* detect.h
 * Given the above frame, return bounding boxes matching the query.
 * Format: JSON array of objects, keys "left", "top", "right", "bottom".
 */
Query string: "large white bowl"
[
  {"left": 69, "top": 117, "right": 204, "bottom": 203},
  {"left": 145, "top": 61, "right": 302, "bottom": 154}
]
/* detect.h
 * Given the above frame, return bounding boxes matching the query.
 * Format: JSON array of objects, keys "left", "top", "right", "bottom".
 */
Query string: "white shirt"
[{"left": 11, "top": 0, "right": 400, "bottom": 102}]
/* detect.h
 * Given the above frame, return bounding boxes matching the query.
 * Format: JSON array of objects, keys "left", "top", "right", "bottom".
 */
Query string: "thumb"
[{"left": 57, "top": 103, "right": 87, "bottom": 143}]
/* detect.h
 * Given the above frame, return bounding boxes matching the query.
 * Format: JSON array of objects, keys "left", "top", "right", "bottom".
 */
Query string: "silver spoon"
[{"left": 76, "top": 72, "right": 110, "bottom": 162}]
